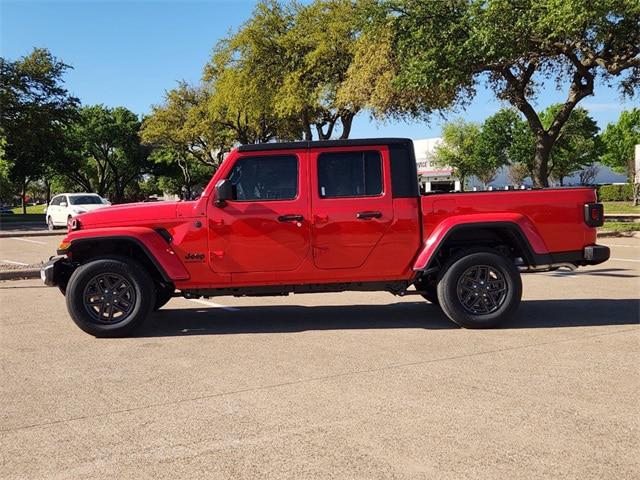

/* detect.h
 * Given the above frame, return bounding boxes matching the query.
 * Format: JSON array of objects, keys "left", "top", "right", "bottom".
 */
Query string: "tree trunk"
[
  {"left": 45, "top": 179, "right": 51, "bottom": 205},
  {"left": 531, "top": 137, "right": 552, "bottom": 187},
  {"left": 339, "top": 112, "right": 355, "bottom": 139},
  {"left": 21, "top": 180, "right": 28, "bottom": 214}
]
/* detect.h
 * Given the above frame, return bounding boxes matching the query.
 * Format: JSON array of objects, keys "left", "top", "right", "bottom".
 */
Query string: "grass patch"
[
  {"left": 602, "top": 202, "right": 640, "bottom": 214},
  {"left": 600, "top": 221, "right": 640, "bottom": 232},
  {"left": 10, "top": 205, "right": 47, "bottom": 214}
]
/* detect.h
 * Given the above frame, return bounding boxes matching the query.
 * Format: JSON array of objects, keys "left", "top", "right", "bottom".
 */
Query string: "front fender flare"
[
  {"left": 413, "top": 213, "right": 550, "bottom": 271},
  {"left": 60, "top": 227, "right": 190, "bottom": 282}
]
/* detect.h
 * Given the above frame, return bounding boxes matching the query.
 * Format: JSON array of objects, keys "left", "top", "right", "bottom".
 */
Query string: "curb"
[
  {"left": 0, "top": 231, "right": 63, "bottom": 238},
  {"left": 0, "top": 269, "right": 41, "bottom": 281},
  {"left": 597, "top": 231, "right": 640, "bottom": 238}
]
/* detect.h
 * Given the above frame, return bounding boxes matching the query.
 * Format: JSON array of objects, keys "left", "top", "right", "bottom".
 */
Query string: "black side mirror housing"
[{"left": 214, "top": 179, "right": 233, "bottom": 207}]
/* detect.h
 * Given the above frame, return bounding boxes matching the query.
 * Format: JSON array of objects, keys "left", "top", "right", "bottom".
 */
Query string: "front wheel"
[
  {"left": 47, "top": 216, "right": 55, "bottom": 230},
  {"left": 437, "top": 251, "right": 522, "bottom": 329},
  {"left": 65, "top": 256, "right": 156, "bottom": 337},
  {"left": 154, "top": 284, "right": 175, "bottom": 310}
]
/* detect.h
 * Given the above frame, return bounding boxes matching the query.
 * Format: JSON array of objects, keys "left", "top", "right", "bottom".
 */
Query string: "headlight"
[{"left": 72, "top": 208, "right": 87, "bottom": 214}]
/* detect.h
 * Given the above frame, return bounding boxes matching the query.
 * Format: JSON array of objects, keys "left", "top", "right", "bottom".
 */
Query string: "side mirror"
[
  {"left": 214, "top": 179, "right": 233, "bottom": 207},
  {"left": 59, "top": 201, "right": 67, "bottom": 207}
]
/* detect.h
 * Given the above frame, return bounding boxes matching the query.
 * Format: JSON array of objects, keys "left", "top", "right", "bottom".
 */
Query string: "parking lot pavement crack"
[{"left": 2, "top": 326, "right": 638, "bottom": 434}]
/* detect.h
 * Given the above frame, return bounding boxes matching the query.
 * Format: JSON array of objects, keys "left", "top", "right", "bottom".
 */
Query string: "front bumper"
[{"left": 41, "top": 256, "right": 75, "bottom": 287}]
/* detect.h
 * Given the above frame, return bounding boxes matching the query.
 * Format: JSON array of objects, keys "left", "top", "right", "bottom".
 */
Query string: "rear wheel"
[
  {"left": 437, "top": 250, "right": 521, "bottom": 329},
  {"left": 65, "top": 256, "right": 156, "bottom": 337}
]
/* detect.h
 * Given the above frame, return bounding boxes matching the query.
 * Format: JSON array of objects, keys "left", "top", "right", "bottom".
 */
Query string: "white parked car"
[{"left": 45, "top": 193, "right": 111, "bottom": 230}]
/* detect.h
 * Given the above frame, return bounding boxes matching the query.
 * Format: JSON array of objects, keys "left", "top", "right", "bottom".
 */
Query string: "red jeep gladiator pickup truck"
[{"left": 42, "top": 138, "right": 609, "bottom": 336}]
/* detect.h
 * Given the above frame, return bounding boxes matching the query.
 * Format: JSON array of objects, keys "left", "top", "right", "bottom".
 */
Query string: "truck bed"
[{"left": 420, "top": 187, "right": 598, "bottom": 255}]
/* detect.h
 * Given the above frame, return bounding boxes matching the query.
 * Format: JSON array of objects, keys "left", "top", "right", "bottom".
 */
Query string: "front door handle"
[
  {"left": 356, "top": 211, "right": 382, "bottom": 220},
  {"left": 278, "top": 214, "right": 304, "bottom": 223}
]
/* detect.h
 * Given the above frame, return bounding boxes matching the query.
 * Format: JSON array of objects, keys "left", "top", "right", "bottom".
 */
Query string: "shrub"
[{"left": 597, "top": 184, "right": 633, "bottom": 202}]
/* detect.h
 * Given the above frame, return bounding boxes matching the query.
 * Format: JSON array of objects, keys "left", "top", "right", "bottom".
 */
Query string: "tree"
[
  {"left": 141, "top": 83, "right": 227, "bottom": 197},
  {"left": 203, "top": 1, "right": 303, "bottom": 144},
  {"left": 203, "top": 0, "right": 361, "bottom": 143},
  {"left": 578, "top": 164, "right": 600, "bottom": 185},
  {"left": 277, "top": 0, "right": 362, "bottom": 139},
  {"left": 142, "top": 83, "right": 231, "bottom": 167},
  {"left": 508, "top": 162, "right": 530, "bottom": 186},
  {"left": 66, "top": 105, "right": 149, "bottom": 203},
  {"left": 432, "top": 120, "right": 482, "bottom": 190},
  {"left": 476, "top": 109, "right": 522, "bottom": 186},
  {"left": 345, "top": 0, "right": 640, "bottom": 187},
  {"left": 0, "top": 48, "right": 79, "bottom": 212},
  {"left": 600, "top": 108, "right": 640, "bottom": 204},
  {"left": 542, "top": 105, "right": 602, "bottom": 185}
]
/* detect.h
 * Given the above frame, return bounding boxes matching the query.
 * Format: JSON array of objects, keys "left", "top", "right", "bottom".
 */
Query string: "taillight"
[{"left": 584, "top": 203, "right": 604, "bottom": 227}]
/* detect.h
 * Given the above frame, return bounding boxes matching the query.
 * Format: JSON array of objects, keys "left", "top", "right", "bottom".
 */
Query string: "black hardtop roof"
[{"left": 236, "top": 138, "right": 413, "bottom": 153}]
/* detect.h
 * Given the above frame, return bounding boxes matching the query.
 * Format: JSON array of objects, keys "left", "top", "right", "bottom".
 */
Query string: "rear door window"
[{"left": 317, "top": 151, "right": 382, "bottom": 198}]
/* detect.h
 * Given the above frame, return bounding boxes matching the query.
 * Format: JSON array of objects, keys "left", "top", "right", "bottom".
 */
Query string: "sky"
[{"left": 1, "top": 0, "right": 637, "bottom": 140}]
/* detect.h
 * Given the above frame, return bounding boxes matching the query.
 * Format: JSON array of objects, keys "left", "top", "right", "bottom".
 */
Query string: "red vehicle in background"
[{"left": 41, "top": 138, "right": 609, "bottom": 337}]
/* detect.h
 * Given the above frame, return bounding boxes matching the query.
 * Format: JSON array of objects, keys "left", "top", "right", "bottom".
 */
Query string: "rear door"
[
  {"left": 310, "top": 146, "right": 393, "bottom": 269},
  {"left": 207, "top": 151, "right": 311, "bottom": 274},
  {"left": 48, "top": 195, "right": 62, "bottom": 224}
]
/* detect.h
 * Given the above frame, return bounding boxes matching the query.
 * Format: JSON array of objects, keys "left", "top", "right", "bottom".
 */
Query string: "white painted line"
[
  {"left": 608, "top": 244, "right": 640, "bottom": 248},
  {"left": 609, "top": 257, "right": 640, "bottom": 263},
  {"left": 1, "top": 259, "right": 29, "bottom": 266},
  {"left": 8, "top": 237, "right": 46, "bottom": 245},
  {"left": 189, "top": 298, "right": 239, "bottom": 312}
]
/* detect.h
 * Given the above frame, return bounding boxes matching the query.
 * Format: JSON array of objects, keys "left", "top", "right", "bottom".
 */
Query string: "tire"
[
  {"left": 67, "top": 215, "right": 73, "bottom": 228},
  {"left": 47, "top": 216, "right": 55, "bottom": 230},
  {"left": 65, "top": 255, "right": 156, "bottom": 337},
  {"left": 437, "top": 250, "right": 522, "bottom": 329},
  {"left": 154, "top": 284, "right": 174, "bottom": 310}
]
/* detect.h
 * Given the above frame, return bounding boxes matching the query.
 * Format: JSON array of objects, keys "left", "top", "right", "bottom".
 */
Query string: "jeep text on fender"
[{"left": 41, "top": 138, "right": 610, "bottom": 337}]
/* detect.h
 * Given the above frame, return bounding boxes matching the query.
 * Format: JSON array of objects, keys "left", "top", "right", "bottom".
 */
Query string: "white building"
[{"left": 412, "top": 138, "right": 461, "bottom": 192}]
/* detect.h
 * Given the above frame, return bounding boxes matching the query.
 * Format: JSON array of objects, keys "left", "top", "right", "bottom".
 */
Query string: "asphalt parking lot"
[
  {"left": 0, "top": 233, "right": 64, "bottom": 267},
  {"left": 1, "top": 238, "right": 638, "bottom": 479}
]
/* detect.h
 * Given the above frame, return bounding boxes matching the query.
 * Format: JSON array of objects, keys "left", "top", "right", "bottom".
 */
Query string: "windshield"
[{"left": 69, "top": 195, "right": 104, "bottom": 205}]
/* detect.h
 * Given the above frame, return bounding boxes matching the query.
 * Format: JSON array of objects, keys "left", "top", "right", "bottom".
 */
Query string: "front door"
[
  {"left": 310, "top": 147, "right": 394, "bottom": 269},
  {"left": 207, "top": 152, "right": 311, "bottom": 274}
]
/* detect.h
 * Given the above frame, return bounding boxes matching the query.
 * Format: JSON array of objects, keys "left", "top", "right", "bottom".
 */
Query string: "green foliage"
[
  {"left": 346, "top": 0, "right": 640, "bottom": 186},
  {"left": 204, "top": 0, "right": 361, "bottom": 142},
  {"left": 433, "top": 120, "right": 483, "bottom": 190},
  {"left": 601, "top": 201, "right": 640, "bottom": 214},
  {"left": 600, "top": 108, "right": 640, "bottom": 179},
  {"left": 63, "top": 105, "right": 149, "bottom": 203},
  {"left": 540, "top": 106, "right": 602, "bottom": 185},
  {"left": 436, "top": 105, "right": 600, "bottom": 187},
  {"left": 596, "top": 184, "right": 634, "bottom": 201},
  {"left": 600, "top": 221, "right": 640, "bottom": 232},
  {"left": 0, "top": 48, "right": 79, "bottom": 211}
]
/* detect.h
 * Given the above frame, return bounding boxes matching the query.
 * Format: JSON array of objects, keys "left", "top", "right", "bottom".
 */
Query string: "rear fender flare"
[{"left": 413, "top": 214, "right": 550, "bottom": 271}]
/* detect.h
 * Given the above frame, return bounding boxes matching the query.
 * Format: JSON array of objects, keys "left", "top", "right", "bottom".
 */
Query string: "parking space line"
[
  {"left": 189, "top": 298, "right": 239, "bottom": 312},
  {"left": 8, "top": 237, "right": 46, "bottom": 245},
  {"left": 1, "top": 259, "right": 29, "bottom": 266},
  {"left": 608, "top": 245, "right": 640, "bottom": 248},
  {"left": 609, "top": 257, "right": 640, "bottom": 263}
]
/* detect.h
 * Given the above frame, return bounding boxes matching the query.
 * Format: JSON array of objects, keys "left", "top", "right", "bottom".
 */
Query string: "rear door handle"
[
  {"left": 278, "top": 214, "right": 304, "bottom": 223},
  {"left": 356, "top": 211, "right": 382, "bottom": 220}
]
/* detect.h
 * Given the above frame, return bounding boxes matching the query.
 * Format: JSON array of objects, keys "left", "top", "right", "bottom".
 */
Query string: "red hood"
[{"left": 76, "top": 201, "right": 182, "bottom": 228}]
